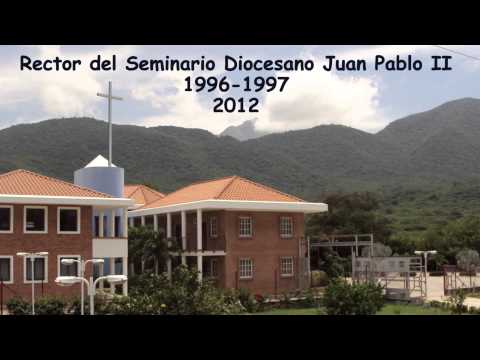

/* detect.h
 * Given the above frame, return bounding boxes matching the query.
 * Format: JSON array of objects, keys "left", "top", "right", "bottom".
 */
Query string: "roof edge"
[
  {"left": 130, "top": 199, "right": 327, "bottom": 216},
  {"left": 0, "top": 193, "right": 134, "bottom": 207}
]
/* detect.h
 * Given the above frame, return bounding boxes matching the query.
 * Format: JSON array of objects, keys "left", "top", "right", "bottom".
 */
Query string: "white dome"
[{"left": 84, "top": 155, "right": 117, "bottom": 168}]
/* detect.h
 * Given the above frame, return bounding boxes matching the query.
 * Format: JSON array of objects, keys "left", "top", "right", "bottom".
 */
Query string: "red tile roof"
[
  {"left": 140, "top": 176, "right": 304, "bottom": 209},
  {"left": 0, "top": 169, "right": 113, "bottom": 198},
  {"left": 124, "top": 184, "right": 165, "bottom": 206}
]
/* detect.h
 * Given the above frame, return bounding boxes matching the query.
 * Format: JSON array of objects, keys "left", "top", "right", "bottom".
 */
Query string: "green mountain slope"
[{"left": 1, "top": 97, "right": 480, "bottom": 204}]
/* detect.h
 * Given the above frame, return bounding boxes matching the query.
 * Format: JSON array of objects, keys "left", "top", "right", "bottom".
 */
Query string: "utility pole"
[{"left": 97, "top": 81, "right": 123, "bottom": 167}]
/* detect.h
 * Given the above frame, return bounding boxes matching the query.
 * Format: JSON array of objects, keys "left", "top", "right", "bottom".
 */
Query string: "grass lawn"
[
  {"left": 377, "top": 304, "right": 451, "bottom": 315},
  {"left": 254, "top": 303, "right": 452, "bottom": 315},
  {"left": 256, "top": 307, "right": 320, "bottom": 315}
]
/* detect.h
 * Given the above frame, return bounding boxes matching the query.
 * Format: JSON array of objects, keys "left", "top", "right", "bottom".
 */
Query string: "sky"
[{"left": 0, "top": 45, "right": 479, "bottom": 135}]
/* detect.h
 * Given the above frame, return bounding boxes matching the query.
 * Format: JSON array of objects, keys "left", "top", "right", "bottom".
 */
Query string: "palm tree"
[{"left": 129, "top": 226, "right": 169, "bottom": 275}]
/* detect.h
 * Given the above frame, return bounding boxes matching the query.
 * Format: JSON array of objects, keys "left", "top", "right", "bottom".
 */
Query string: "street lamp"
[
  {"left": 414, "top": 250, "right": 438, "bottom": 299},
  {"left": 59, "top": 258, "right": 105, "bottom": 315},
  {"left": 56, "top": 274, "right": 127, "bottom": 315},
  {"left": 16, "top": 251, "right": 49, "bottom": 315}
]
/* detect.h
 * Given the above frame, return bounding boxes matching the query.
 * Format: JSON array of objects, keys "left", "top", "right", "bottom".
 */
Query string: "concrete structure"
[
  {"left": 0, "top": 169, "right": 133, "bottom": 301},
  {"left": 74, "top": 155, "right": 129, "bottom": 293},
  {"left": 128, "top": 176, "right": 327, "bottom": 295}
]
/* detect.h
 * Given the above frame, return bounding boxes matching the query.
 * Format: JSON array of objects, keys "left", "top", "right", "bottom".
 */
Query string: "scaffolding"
[
  {"left": 443, "top": 265, "right": 480, "bottom": 296},
  {"left": 353, "top": 256, "right": 426, "bottom": 301},
  {"left": 309, "top": 233, "right": 428, "bottom": 301},
  {"left": 310, "top": 233, "right": 374, "bottom": 256}
]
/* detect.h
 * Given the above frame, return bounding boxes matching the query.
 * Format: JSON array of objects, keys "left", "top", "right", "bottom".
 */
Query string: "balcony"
[{"left": 92, "top": 237, "right": 128, "bottom": 258}]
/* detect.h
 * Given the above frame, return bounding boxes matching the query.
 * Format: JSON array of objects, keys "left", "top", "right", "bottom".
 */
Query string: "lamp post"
[
  {"left": 16, "top": 251, "right": 48, "bottom": 315},
  {"left": 414, "top": 250, "right": 437, "bottom": 299},
  {"left": 60, "top": 258, "right": 105, "bottom": 315},
  {"left": 56, "top": 274, "right": 127, "bottom": 315}
]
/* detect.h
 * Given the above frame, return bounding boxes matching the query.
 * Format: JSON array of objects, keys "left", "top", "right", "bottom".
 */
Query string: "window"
[
  {"left": 0, "top": 257, "right": 13, "bottom": 284},
  {"left": 58, "top": 255, "right": 80, "bottom": 277},
  {"left": 114, "top": 216, "right": 121, "bottom": 237},
  {"left": 210, "top": 259, "right": 218, "bottom": 278},
  {"left": 239, "top": 217, "right": 252, "bottom": 238},
  {"left": 280, "top": 257, "right": 294, "bottom": 277},
  {"left": 0, "top": 206, "right": 13, "bottom": 233},
  {"left": 58, "top": 207, "right": 80, "bottom": 234},
  {"left": 94, "top": 215, "right": 107, "bottom": 237},
  {"left": 24, "top": 206, "right": 47, "bottom": 233},
  {"left": 24, "top": 257, "right": 48, "bottom": 283},
  {"left": 279, "top": 216, "right": 293, "bottom": 238},
  {"left": 239, "top": 258, "right": 253, "bottom": 279},
  {"left": 210, "top": 217, "right": 218, "bottom": 238}
]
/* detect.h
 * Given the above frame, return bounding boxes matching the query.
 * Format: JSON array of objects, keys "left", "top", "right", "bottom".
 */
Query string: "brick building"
[
  {"left": 127, "top": 176, "right": 327, "bottom": 295},
  {"left": 0, "top": 169, "right": 133, "bottom": 302}
]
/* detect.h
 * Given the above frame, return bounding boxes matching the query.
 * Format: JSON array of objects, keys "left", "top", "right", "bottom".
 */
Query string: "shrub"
[
  {"left": 35, "top": 297, "right": 66, "bottom": 315},
  {"left": 428, "top": 300, "right": 443, "bottom": 308},
  {"left": 222, "top": 290, "right": 247, "bottom": 314},
  {"left": 6, "top": 296, "right": 30, "bottom": 315},
  {"left": 322, "top": 280, "right": 385, "bottom": 315},
  {"left": 311, "top": 270, "right": 329, "bottom": 287},
  {"left": 298, "top": 288, "right": 318, "bottom": 308},
  {"left": 448, "top": 290, "right": 467, "bottom": 315},
  {"left": 126, "top": 266, "right": 248, "bottom": 315},
  {"left": 236, "top": 288, "right": 258, "bottom": 313},
  {"left": 67, "top": 297, "right": 90, "bottom": 315},
  {"left": 280, "top": 292, "right": 294, "bottom": 308},
  {"left": 98, "top": 295, "right": 151, "bottom": 315}
]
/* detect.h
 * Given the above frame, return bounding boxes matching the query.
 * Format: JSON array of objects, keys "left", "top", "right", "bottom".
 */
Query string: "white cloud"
[
  {"left": 131, "top": 51, "right": 387, "bottom": 134},
  {"left": 2, "top": 45, "right": 479, "bottom": 135},
  {"left": 255, "top": 54, "right": 386, "bottom": 133},
  {"left": 0, "top": 45, "right": 139, "bottom": 125},
  {"left": 132, "top": 71, "right": 247, "bottom": 134}
]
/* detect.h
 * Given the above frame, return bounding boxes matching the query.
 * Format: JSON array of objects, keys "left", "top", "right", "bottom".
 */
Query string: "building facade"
[
  {"left": 127, "top": 176, "right": 327, "bottom": 295},
  {"left": 0, "top": 169, "right": 133, "bottom": 302}
]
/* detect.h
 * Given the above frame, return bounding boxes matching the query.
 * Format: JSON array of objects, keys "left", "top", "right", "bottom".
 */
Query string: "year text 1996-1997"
[{"left": 184, "top": 75, "right": 289, "bottom": 113}]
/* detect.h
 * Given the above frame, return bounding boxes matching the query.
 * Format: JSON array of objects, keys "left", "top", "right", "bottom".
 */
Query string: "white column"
[
  {"left": 99, "top": 261, "right": 104, "bottom": 291},
  {"left": 153, "top": 215, "right": 158, "bottom": 231},
  {"left": 99, "top": 210, "right": 104, "bottom": 238},
  {"left": 181, "top": 211, "right": 187, "bottom": 265},
  {"left": 110, "top": 209, "right": 115, "bottom": 238},
  {"left": 197, "top": 209, "right": 203, "bottom": 282},
  {"left": 141, "top": 216, "right": 145, "bottom": 227},
  {"left": 167, "top": 258, "right": 172, "bottom": 281},
  {"left": 122, "top": 256, "right": 128, "bottom": 296},
  {"left": 166, "top": 213, "right": 173, "bottom": 279},
  {"left": 110, "top": 257, "right": 116, "bottom": 294},
  {"left": 123, "top": 208, "right": 128, "bottom": 238},
  {"left": 196, "top": 209, "right": 202, "bottom": 251},
  {"left": 197, "top": 255, "right": 203, "bottom": 282},
  {"left": 166, "top": 213, "right": 172, "bottom": 238},
  {"left": 128, "top": 217, "right": 134, "bottom": 227}
]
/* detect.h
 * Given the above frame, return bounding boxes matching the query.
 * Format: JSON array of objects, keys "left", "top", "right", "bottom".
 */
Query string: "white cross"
[{"left": 97, "top": 81, "right": 123, "bottom": 167}]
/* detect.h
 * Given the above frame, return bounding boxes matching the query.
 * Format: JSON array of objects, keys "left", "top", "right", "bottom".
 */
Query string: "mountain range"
[
  {"left": 1, "top": 97, "right": 480, "bottom": 202},
  {"left": 220, "top": 119, "right": 268, "bottom": 141}
]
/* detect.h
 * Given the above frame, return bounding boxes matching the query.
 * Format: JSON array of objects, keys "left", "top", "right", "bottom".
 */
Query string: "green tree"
[
  {"left": 423, "top": 217, "right": 480, "bottom": 265},
  {"left": 307, "top": 192, "right": 392, "bottom": 243},
  {"left": 456, "top": 249, "right": 480, "bottom": 273},
  {"left": 128, "top": 226, "right": 170, "bottom": 275},
  {"left": 361, "top": 243, "right": 392, "bottom": 257}
]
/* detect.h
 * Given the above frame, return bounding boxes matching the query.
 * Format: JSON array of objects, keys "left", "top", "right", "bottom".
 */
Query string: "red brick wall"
[
  {"left": 0, "top": 204, "right": 93, "bottom": 302},
  {"left": 223, "top": 211, "right": 305, "bottom": 295},
  {"left": 135, "top": 211, "right": 305, "bottom": 296}
]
